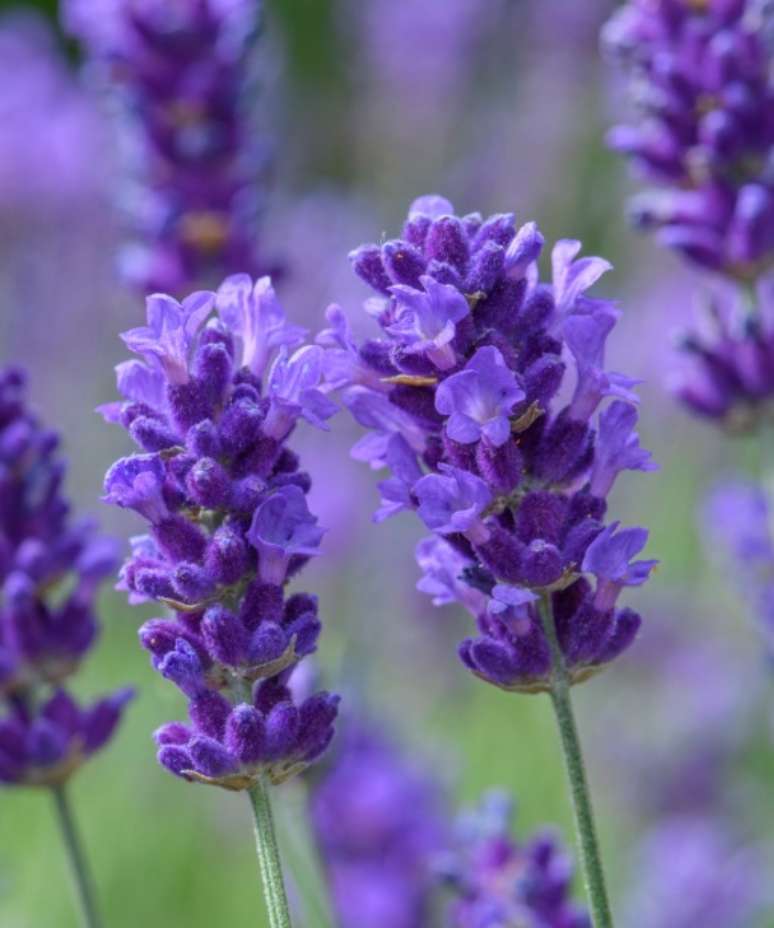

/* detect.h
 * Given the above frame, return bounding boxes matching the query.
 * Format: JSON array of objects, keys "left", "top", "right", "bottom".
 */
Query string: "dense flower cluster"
[
  {"left": 440, "top": 791, "right": 589, "bottom": 928},
  {"left": 65, "top": 0, "right": 267, "bottom": 296},
  {"left": 102, "top": 277, "right": 338, "bottom": 788},
  {"left": 704, "top": 479, "right": 774, "bottom": 655},
  {"left": 0, "top": 367, "right": 131, "bottom": 787},
  {"left": 321, "top": 195, "right": 657, "bottom": 692},
  {"left": 603, "top": 0, "right": 774, "bottom": 279},
  {"left": 672, "top": 279, "right": 774, "bottom": 426},
  {"left": 311, "top": 724, "right": 446, "bottom": 928}
]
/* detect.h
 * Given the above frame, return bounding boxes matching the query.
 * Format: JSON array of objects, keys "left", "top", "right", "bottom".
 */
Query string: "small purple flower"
[
  {"left": 102, "top": 455, "right": 168, "bottom": 523},
  {"left": 582, "top": 522, "right": 658, "bottom": 610},
  {"left": 248, "top": 485, "right": 325, "bottom": 584},
  {"left": 414, "top": 536, "right": 486, "bottom": 614},
  {"left": 387, "top": 276, "right": 470, "bottom": 370},
  {"left": 217, "top": 276, "right": 306, "bottom": 378},
  {"left": 436, "top": 346, "right": 525, "bottom": 447},
  {"left": 414, "top": 465, "right": 491, "bottom": 540},
  {"left": 263, "top": 345, "right": 337, "bottom": 440},
  {"left": 590, "top": 401, "right": 657, "bottom": 498}
]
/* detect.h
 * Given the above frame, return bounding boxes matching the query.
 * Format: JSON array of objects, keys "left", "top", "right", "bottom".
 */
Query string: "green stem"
[
  {"left": 51, "top": 785, "right": 102, "bottom": 928},
  {"left": 247, "top": 777, "right": 293, "bottom": 928},
  {"left": 538, "top": 595, "right": 614, "bottom": 928}
]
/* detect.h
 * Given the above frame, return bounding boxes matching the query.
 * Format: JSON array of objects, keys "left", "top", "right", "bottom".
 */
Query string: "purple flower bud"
[
  {"left": 201, "top": 606, "right": 248, "bottom": 667},
  {"left": 189, "top": 737, "right": 238, "bottom": 778},
  {"left": 264, "top": 702, "right": 300, "bottom": 759},
  {"left": 225, "top": 704, "right": 266, "bottom": 765}
]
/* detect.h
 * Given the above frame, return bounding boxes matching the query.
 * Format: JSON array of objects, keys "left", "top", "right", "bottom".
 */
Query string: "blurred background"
[{"left": 1, "top": 0, "right": 773, "bottom": 925}]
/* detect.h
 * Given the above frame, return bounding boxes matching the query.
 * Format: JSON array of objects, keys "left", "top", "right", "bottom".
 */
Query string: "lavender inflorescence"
[
  {"left": 102, "top": 276, "right": 339, "bottom": 789},
  {"left": 321, "top": 195, "right": 657, "bottom": 693},
  {"left": 0, "top": 367, "right": 131, "bottom": 788},
  {"left": 604, "top": 0, "right": 774, "bottom": 280},
  {"left": 440, "top": 791, "right": 590, "bottom": 928},
  {"left": 66, "top": 0, "right": 268, "bottom": 296}
]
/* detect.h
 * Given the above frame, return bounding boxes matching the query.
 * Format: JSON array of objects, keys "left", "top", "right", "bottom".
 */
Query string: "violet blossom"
[
  {"left": 603, "top": 0, "right": 774, "bottom": 279},
  {"left": 0, "top": 367, "right": 131, "bottom": 788},
  {"left": 102, "top": 276, "right": 338, "bottom": 789},
  {"left": 65, "top": 0, "right": 269, "bottom": 296},
  {"left": 321, "top": 195, "right": 657, "bottom": 693}
]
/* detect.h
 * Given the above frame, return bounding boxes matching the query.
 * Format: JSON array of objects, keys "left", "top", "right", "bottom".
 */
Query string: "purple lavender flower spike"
[
  {"left": 603, "top": 0, "right": 774, "bottom": 279},
  {"left": 0, "top": 367, "right": 131, "bottom": 789},
  {"left": 64, "top": 0, "right": 269, "bottom": 296},
  {"left": 436, "top": 347, "right": 525, "bottom": 447},
  {"left": 323, "top": 197, "right": 655, "bottom": 692},
  {"left": 103, "top": 277, "right": 338, "bottom": 789},
  {"left": 442, "top": 791, "right": 590, "bottom": 928}
]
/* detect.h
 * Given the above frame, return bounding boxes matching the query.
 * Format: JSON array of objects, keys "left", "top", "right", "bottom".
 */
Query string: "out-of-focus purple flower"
[
  {"left": 603, "top": 0, "right": 774, "bottom": 279},
  {"left": 704, "top": 479, "right": 774, "bottom": 654},
  {"left": 323, "top": 196, "right": 656, "bottom": 693},
  {"left": 0, "top": 367, "right": 131, "bottom": 788},
  {"left": 312, "top": 724, "right": 447, "bottom": 928},
  {"left": 64, "top": 0, "right": 269, "bottom": 296},
  {"left": 673, "top": 280, "right": 774, "bottom": 428},
  {"left": 103, "top": 278, "right": 338, "bottom": 789},
  {"left": 440, "top": 791, "right": 590, "bottom": 928},
  {"left": 624, "top": 817, "right": 772, "bottom": 928}
]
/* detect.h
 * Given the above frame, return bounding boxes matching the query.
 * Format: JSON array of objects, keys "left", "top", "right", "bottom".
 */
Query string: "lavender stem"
[
  {"left": 538, "top": 595, "right": 614, "bottom": 928},
  {"left": 248, "top": 777, "right": 293, "bottom": 928},
  {"left": 52, "top": 785, "right": 102, "bottom": 928}
]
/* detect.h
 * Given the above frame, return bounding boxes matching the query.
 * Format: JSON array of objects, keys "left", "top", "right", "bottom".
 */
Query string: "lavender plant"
[
  {"left": 0, "top": 366, "right": 132, "bottom": 928},
  {"left": 101, "top": 276, "right": 339, "bottom": 927},
  {"left": 320, "top": 194, "right": 657, "bottom": 926},
  {"left": 65, "top": 0, "right": 268, "bottom": 296}
]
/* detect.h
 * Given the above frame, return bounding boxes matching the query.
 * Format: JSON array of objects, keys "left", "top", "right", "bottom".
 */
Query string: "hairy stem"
[
  {"left": 538, "top": 595, "right": 614, "bottom": 928},
  {"left": 51, "top": 785, "right": 102, "bottom": 928},
  {"left": 247, "top": 777, "right": 293, "bottom": 928}
]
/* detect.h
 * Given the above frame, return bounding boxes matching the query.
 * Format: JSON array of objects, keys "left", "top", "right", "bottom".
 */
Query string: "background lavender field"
[{"left": 1, "top": 1, "right": 774, "bottom": 926}]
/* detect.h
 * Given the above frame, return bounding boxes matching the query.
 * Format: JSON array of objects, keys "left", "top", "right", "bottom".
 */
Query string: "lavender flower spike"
[
  {"left": 603, "top": 0, "right": 774, "bottom": 279},
  {"left": 103, "top": 279, "right": 339, "bottom": 791},
  {"left": 324, "top": 196, "right": 656, "bottom": 694},
  {"left": 323, "top": 195, "right": 657, "bottom": 926},
  {"left": 104, "top": 276, "right": 339, "bottom": 927},
  {"left": 0, "top": 366, "right": 132, "bottom": 928},
  {"left": 65, "top": 0, "right": 270, "bottom": 296}
]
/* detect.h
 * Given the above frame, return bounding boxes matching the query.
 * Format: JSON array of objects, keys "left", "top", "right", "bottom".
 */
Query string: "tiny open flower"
[
  {"left": 374, "top": 434, "right": 424, "bottom": 523},
  {"left": 103, "top": 455, "right": 168, "bottom": 523},
  {"left": 591, "top": 401, "right": 657, "bottom": 498},
  {"left": 387, "top": 276, "right": 470, "bottom": 370},
  {"left": 103, "top": 279, "right": 338, "bottom": 787},
  {"left": 217, "top": 276, "right": 306, "bottom": 378},
  {"left": 121, "top": 292, "right": 214, "bottom": 384},
  {"left": 582, "top": 523, "right": 657, "bottom": 610},
  {"left": 414, "top": 465, "right": 491, "bottom": 540},
  {"left": 435, "top": 346, "right": 525, "bottom": 447}
]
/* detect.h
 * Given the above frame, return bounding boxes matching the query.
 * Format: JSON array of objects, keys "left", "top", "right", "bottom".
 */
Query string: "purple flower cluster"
[
  {"left": 65, "top": 0, "right": 267, "bottom": 296},
  {"left": 321, "top": 195, "right": 657, "bottom": 693},
  {"left": 311, "top": 725, "right": 446, "bottom": 928},
  {"left": 440, "top": 791, "right": 590, "bottom": 928},
  {"left": 672, "top": 279, "right": 774, "bottom": 427},
  {"left": 0, "top": 367, "right": 131, "bottom": 787},
  {"left": 604, "top": 0, "right": 774, "bottom": 279},
  {"left": 102, "top": 277, "right": 339, "bottom": 789},
  {"left": 704, "top": 479, "right": 774, "bottom": 655}
]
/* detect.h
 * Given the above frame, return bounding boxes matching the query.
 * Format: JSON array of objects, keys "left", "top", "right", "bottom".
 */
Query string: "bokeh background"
[{"left": 1, "top": 0, "right": 774, "bottom": 925}]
